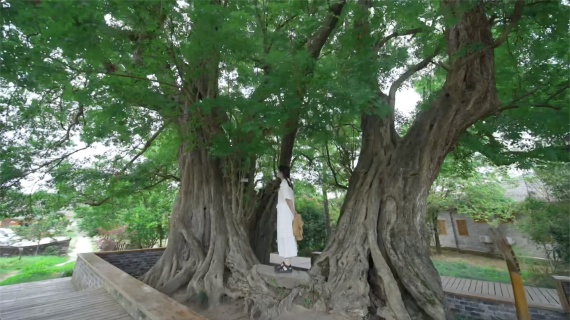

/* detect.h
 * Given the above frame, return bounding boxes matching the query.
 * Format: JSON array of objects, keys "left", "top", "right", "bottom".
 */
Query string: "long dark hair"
[{"left": 278, "top": 165, "right": 294, "bottom": 189}]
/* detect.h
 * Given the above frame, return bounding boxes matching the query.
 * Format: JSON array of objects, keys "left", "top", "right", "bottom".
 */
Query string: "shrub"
[{"left": 296, "top": 198, "right": 327, "bottom": 257}]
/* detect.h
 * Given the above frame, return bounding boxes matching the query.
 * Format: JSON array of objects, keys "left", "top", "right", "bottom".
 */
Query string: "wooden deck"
[
  {"left": 0, "top": 278, "right": 133, "bottom": 320},
  {"left": 441, "top": 276, "right": 563, "bottom": 311}
]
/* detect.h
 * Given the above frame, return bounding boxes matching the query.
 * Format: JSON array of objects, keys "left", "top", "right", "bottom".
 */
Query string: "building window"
[
  {"left": 456, "top": 220, "right": 469, "bottom": 236},
  {"left": 437, "top": 220, "right": 447, "bottom": 235}
]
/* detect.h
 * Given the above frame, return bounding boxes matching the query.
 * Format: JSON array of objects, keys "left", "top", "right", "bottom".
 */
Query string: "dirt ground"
[
  {"left": 431, "top": 250, "right": 507, "bottom": 269},
  {"left": 172, "top": 289, "right": 352, "bottom": 320},
  {"left": 0, "top": 271, "right": 19, "bottom": 282},
  {"left": 172, "top": 290, "right": 248, "bottom": 320}
]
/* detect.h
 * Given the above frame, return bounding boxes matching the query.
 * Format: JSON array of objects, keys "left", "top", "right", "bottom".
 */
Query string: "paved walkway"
[
  {"left": 271, "top": 254, "right": 563, "bottom": 311},
  {"left": 442, "top": 276, "right": 562, "bottom": 311},
  {"left": 0, "top": 278, "right": 133, "bottom": 320}
]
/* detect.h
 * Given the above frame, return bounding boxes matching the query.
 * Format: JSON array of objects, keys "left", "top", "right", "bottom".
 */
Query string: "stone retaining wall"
[
  {"left": 0, "top": 239, "right": 70, "bottom": 257},
  {"left": 97, "top": 248, "right": 165, "bottom": 278},
  {"left": 446, "top": 293, "right": 567, "bottom": 320}
]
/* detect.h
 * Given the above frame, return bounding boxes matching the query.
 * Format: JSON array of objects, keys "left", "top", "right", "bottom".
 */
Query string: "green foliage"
[
  {"left": 75, "top": 184, "right": 173, "bottom": 249},
  {"left": 456, "top": 177, "right": 517, "bottom": 225},
  {"left": 296, "top": 192, "right": 328, "bottom": 257},
  {"left": 428, "top": 154, "right": 516, "bottom": 225},
  {"left": 0, "top": 256, "right": 74, "bottom": 286},
  {"left": 13, "top": 212, "right": 69, "bottom": 254},
  {"left": 518, "top": 163, "right": 570, "bottom": 268},
  {"left": 0, "top": 0, "right": 567, "bottom": 281},
  {"left": 519, "top": 199, "right": 570, "bottom": 266}
]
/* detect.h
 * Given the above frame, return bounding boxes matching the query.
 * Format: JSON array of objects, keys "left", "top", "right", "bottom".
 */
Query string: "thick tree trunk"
[
  {"left": 142, "top": 144, "right": 258, "bottom": 305},
  {"left": 307, "top": 1, "right": 511, "bottom": 318},
  {"left": 248, "top": 180, "right": 279, "bottom": 264},
  {"left": 309, "top": 117, "right": 450, "bottom": 319}
]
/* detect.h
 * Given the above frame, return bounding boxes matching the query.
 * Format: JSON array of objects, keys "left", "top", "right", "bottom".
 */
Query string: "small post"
[
  {"left": 489, "top": 228, "right": 530, "bottom": 320},
  {"left": 553, "top": 276, "right": 570, "bottom": 313},
  {"left": 18, "top": 247, "right": 23, "bottom": 260}
]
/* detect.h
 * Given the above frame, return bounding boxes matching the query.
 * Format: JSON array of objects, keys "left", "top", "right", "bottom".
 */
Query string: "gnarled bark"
[
  {"left": 309, "top": 114, "right": 451, "bottom": 320},
  {"left": 142, "top": 143, "right": 258, "bottom": 305},
  {"left": 294, "top": 1, "right": 524, "bottom": 319}
]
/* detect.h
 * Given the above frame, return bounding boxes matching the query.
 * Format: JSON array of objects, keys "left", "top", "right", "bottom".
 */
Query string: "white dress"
[{"left": 276, "top": 180, "right": 298, "bottom": 258}]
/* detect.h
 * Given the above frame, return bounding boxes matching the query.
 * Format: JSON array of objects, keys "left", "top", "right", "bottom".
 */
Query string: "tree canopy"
[
  {"left": 1, "top": 0, "right": 569, "bottom": 318},
  {"left": 1, "top": 1, "right": 568, "bottom": 204}
]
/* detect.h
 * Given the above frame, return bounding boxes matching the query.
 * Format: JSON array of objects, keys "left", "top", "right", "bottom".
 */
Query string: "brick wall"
[
  {"left": 446, "top": 293, "right": 566, "bottom": 320},
  {"left": 0, "top": 239, "right": 70, "bottom": 257},
  {"left": 72, "top": 255, "right": 105, "bottom": 291},
  {"left": 97, "top": 248, "right": 165, "bottom": 278}
]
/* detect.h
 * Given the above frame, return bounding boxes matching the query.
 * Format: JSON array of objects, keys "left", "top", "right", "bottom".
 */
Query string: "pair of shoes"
[
  {"left": 274, "top": 262, "right": 286, "bottom": 271},
  {"left": 275, "top": 263, "right": 293, "bottom": 273}
]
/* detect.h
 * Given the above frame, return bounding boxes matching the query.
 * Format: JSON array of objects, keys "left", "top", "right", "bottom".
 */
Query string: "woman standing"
[{"left": 275, "top": 165, "right": 297, "bottom": 273}]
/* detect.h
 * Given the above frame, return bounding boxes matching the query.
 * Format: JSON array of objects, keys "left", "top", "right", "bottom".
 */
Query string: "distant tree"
[
  {"left": 519, "top": 163, "right": 570, "bottom": 269},
  {"left": 14, "top": 212, "right": 69, "bottom": 255},
  {"left": 75, "top": 184, "right": 173, "bottom": 249},
  {"left": 428, "top": 154, "right": 517, "bottom": 253}
]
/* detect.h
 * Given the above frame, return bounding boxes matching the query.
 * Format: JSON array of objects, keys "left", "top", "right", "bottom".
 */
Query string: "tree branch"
[
  {"left": 50, "top": 103, "right": 85, "bottom": 150},
  {"left": 325, "top": 144, "right": 348, "bottom": 190},
  {"left": 51, "top": 58, "right": 179, "bottom": 89},
  {"left": 388, "top": 47, "right": 442, "bottom": 109},
  {"left": 83, "top": 176, "right": 171, "bottom": 207},
  {"left": 373, "top": 27, "right": 424, "bottom": 53},
  {"left": 498, "top": 84, "right": 568, "bottom": 113},
  {"left": 120, "top": 122, "right": 169, "bottom": 174},
  {"left": 498, "top": 104, "right": 562, "bottom": 113},
  {"left": 306, "top": 0, "right": 346, "bottom": 59},
  {"left": 455, "top": 0, "right": 525, "bottom": 69}
]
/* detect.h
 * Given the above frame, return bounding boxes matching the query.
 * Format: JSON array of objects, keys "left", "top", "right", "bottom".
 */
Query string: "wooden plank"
[
  {"left": 525, "top": 287, "right": 536, "bottom": 302},
  {"left": 461, "top": 279, "right": 472, "bottom": 292},
  {"left": 495, "top": 282, "right": 504, "bottom": 298},
  {"left": 466, "top": 280, "right": 477, "bottom": 293},
  {"left": 446, "top": 277, "right": 458, "bottom": 290},
  {"left": 481, "top": 281, "right": 489, "bottom": 295},
  {"left": 475, "top": 280, "right": 483, "bottom": 294},
  {"left": 0, "top": 288, "right": 108, "bottom": 312},
  {"left": 507, "top": 284, "right": 515, "bottom": 300},
  {"left": 501, "top": 283, "right": 512, "bottom": 298},
  {"left": 530, "top": 287, "right": 551, "bottom": 304},
  {"left": 2, "top": 298, "right": 114, "bottom": 320},
  {"left": 441, "top": 277, "right": 451, "bottom": 287},
  {"left": 543, "top": 288, "right": 561, "bottom": 304},
  {"left": 487, "top": 281, "right": 495, "bottom": 296},
  {"left": 490, "top": 282, "right": 496, "bottom": 297},
  {"left": 454, "top": 278, "right": 466, "bottom": 290},
  {"left": 526, "top": 287, "right": 541, "bottom": 303}
]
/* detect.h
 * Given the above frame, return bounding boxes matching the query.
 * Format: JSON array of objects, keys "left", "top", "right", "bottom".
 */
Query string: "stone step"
[{"left": 254, "top": 264, "right": 311, "bottom": 289}]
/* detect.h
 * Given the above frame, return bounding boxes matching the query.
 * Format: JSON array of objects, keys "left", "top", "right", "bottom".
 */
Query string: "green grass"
[
  {"left": 0, "top": 256, "right": 75, "bottom": 286},
  {"left": 432, "top": 260, "right": 556, "bottom": 289}
]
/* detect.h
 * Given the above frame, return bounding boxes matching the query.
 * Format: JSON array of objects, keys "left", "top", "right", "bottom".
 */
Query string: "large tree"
[
  {"left": 1, "top": 0, "right": 568, "bottom": 319},
  {"left": 307, "top": 0, "right": 568, "bottom": 319}
]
